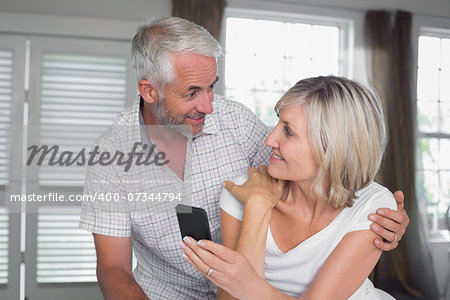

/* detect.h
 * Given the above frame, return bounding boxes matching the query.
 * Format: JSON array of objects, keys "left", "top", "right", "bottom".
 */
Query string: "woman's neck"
[{"left": 275, "top": 180, "right": 337, "bottom": 223}]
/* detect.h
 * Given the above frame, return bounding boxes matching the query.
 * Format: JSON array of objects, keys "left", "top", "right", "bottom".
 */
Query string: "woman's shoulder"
[
  {"left": 219, "top": 173, "right": 248, "bottom": 221},
  {"left": 353, "top": 182, "right": 397, "bottom": 212}
]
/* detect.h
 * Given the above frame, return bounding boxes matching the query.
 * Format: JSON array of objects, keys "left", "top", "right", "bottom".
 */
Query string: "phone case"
[{"left": 176, "top": 204, "right": 212, "bottom": 241}]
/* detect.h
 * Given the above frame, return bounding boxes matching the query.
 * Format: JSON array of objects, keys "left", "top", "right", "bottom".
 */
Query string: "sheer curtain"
[
  {"left": 172, "top": 0, "right": 226, "bottom": 39},
  {"left": 365, "top": 10, "right": 439, "bottom": 300}
]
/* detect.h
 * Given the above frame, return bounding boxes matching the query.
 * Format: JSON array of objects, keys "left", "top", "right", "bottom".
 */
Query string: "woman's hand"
[
  {"left": 222, "top": 165, "right": 284, "bottom": 208},
  {"left": 180, "top": 236, "right": 263, "bottom": 300}
]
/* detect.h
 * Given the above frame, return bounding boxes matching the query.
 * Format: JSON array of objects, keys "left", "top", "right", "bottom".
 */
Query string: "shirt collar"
[{"left": 193, "top": 94, "right": 221, "bottom": 138}]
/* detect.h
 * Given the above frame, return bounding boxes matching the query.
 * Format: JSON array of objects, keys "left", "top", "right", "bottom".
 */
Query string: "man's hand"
[{"left": 368, "top": 191, "right": 410, "bottom": 251}]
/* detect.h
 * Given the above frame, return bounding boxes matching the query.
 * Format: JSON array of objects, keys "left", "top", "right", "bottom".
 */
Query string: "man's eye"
[{"left": 187, "top": 91, "right": 198, "bottom": 99}]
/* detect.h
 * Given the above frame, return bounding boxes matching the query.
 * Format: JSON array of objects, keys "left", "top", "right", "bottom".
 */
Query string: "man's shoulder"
[
  {"left": 212, "top": 95, "right": 258, "bottom": 121},
  {"left": 111, "top": 101, "right": 140, "bottom": 126},
  {"left": 94, "top": 102, "right": 140, "bottom": 149}
]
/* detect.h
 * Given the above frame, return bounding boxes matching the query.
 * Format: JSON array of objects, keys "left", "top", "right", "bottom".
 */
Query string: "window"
[
  {"left": 224, "top": 15, "right": 350, "bottom": 126},
  {"left": 416, "top": 32, "right": 450, "bottom": 237},
  {"left": 0, "top": 34, "right": 135, "bottom": 300}
]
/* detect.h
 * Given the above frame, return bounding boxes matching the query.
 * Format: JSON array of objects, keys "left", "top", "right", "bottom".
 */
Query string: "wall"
[
  {"left": 1, "top": 0, "right": 449, "bottom": 22},
  {"left": 0, "top": 0, "right": 171, "bottom": 21}
]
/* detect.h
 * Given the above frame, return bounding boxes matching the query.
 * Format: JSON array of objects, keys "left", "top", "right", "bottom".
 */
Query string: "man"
[{"left": 80, "top": 17, "right": 409, "bottom": 299}]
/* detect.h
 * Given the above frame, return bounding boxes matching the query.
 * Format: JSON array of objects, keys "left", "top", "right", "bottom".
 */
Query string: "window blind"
[
  {"left": 0, "top": 48, "right": 13, "bottom": 285},
  {"left": 38, "top": 52, "right": 128, "bottom": 185},
  {"left": 0, "top": 207, "right": 8, "bottom": 284},
  {"left": 36, "top": 207, "right": 96, "bottom": 283},
  {"left": 0, "top": 49, "right": 12, "bottom": 185},
  {"left": 35, "top": 51, "right": 128, "bottom": 283}
]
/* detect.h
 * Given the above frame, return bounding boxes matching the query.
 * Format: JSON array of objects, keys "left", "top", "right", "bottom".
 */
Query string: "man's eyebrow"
[{"left": 186, "top": 76, "right": 219, "bottom": 91}]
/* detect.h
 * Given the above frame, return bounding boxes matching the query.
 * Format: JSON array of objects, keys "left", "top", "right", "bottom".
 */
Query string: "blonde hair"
[{"left": 275, "top": 76, "right": 387, "bottom": 207}]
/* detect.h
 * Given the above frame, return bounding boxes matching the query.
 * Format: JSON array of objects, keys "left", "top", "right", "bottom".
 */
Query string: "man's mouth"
[
  {"left": 184, "top": 113, "right": 206, "bottom": 126},
  {"left": 186, "top": 115, "right": 204, "bottom": 124}
]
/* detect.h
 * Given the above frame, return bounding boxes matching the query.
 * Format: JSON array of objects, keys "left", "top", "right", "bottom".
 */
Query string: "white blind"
[
  {"left": 35, "top": 51, "right": 129, "bottom": 283},
  {"left": 36, "top": 207, "right": 96, "bottom": 283},
  {"left": 0, "top": 48, "right": 13, "bottom": 285},
  {"left": 0, "top": 49, "right": 12, "bottom": 185},
  {"left": 38, "top": 52, "right": 128, "bottom": 185},
  {"left": 0, "top": 207, "right": 8, "bottom": 284}
]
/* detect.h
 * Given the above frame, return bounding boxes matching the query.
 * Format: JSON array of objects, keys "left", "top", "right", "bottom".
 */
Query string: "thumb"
[
  {"left": 394, "top": 190, "right": 404, "bottom": 211},
  {"left": 222, "top": 181, "right": 236, "bottom": 193}
]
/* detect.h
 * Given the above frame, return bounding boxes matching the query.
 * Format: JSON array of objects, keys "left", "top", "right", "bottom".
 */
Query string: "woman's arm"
[
  {"left": 298, "top": 230, "right": 382, "bottom": 299},
  {"left": 182, "top": 228, "right": 382, "bottom": 300},
  {"left": 216, "top": 199, "right": 272, "bottom": 299}
]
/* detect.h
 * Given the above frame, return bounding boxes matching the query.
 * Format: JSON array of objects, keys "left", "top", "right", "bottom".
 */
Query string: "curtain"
[
  {"left": 172, "top": 0, "right": 226, "bottom": 40},
  {"left": 365, "top": 10, "right": 440, "bottom": 300}
]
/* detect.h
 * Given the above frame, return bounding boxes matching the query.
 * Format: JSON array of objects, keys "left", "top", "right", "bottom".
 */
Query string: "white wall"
[
  {"left": 1, "top": 0, "right": 449, "bottom": 22},
  {"left": 239, "top": 0, "right": 450, "bottom": 19},
  {"left": 0, "top": 0, "right": 171, "bottom": 21}
]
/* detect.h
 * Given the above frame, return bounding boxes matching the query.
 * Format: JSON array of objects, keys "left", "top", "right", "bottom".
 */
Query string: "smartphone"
[{"left": 176, "top": 204, "right": 212, "bottom": 241}]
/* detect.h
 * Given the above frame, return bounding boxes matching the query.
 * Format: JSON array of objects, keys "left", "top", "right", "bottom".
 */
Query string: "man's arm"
[
  {"left": 369, "top": 191, "right": 410, "bottom": 251},
  {"left": 93, "top": 234, "right": 148, "bottom": 300}
]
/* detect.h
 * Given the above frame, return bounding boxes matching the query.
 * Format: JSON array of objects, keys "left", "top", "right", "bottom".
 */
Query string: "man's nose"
[{"left": 196, "top": 92, "right": 213, "bottom": 114}]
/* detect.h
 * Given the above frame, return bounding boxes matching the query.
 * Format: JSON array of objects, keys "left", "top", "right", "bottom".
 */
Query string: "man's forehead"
[{"left": 170, "top": 53, "right": 218, "bottom": 88}]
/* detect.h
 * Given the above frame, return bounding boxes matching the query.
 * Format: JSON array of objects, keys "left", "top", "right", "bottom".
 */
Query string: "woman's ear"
[{"left": 138, "top": 80, "right": 160, "bottom": 104}]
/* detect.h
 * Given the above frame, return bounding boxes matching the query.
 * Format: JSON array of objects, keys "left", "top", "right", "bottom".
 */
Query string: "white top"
[{"left": 219, "top": 175, "right": 396, "bottom": 299}]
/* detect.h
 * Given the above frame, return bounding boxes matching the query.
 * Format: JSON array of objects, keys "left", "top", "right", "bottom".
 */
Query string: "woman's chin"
[{"left": 267, "top": 165, "right": 282, "bottom": 180}]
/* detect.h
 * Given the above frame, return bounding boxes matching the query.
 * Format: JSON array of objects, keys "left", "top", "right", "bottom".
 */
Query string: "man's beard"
[{"left": 151, "top": 96, "right": 206, "bottom": 136}]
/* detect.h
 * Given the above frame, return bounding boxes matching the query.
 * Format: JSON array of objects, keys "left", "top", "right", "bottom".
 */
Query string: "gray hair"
[
  {"left": 275, "top": 76, "right": 387, "bottom": 207},
  {"left": 131, "top": 17, "right": 222, "bottom": 89}
]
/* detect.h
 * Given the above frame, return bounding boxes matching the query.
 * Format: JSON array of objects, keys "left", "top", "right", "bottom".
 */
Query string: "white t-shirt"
[{"left": 219, "top": 175, "right": 396, "bottom": 299}]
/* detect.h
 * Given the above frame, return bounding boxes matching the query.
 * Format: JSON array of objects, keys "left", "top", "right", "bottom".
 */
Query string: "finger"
[
  {"left": 181, "top": 238, "right": 211, "bottom": 274},
  {"left": 370, "top": 223, "right": 398, "bottom": 243},
  {"left": 197, "top": 239, "right": 240, "bottom": 264},
  {"left": 393, "top": 191, "right": 404, "bottom": 211},
  {"left": 247, "top": 166, "right": 258, "bottom": 175},
  {"left": 402, "top": 209, "right": 410, "bottom": 225},
  {"left": 223, "top": 181, "right": 239, "bottom": 194},
  {"left": 186, "top": 238, "right": 231, "bottom": 273},
  {"left": 375, "top": 208, "right": 404, "bottom": 224},
  {"left": 181, "top": 244, "right": 223, "bottom": 287},
  {"left": 258, "top": 165, "right": 268, "bottom": 175},
  {"left": 373, "top": 238, "right": 397, "bottom": 251},
  {"left": 369, "top": 213, "right": 402, "bottom": 234}
]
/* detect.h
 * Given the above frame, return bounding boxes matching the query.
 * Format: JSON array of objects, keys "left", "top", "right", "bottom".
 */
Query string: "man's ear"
[{"left": 138, "top": 80, "right": 160, "bottom": 104}]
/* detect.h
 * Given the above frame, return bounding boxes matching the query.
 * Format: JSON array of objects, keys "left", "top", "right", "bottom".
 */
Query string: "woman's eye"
[{"left": 284, "top": 125, "right": 293, "bottom": 136}]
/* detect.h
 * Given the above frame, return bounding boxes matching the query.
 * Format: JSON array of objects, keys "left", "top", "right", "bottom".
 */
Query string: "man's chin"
[{"left": 191, "top": 123, "right": 204, "bottom": 135}]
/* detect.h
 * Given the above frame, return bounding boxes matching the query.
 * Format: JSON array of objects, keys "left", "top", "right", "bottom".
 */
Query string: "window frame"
[
  {"left": 412, "top": 15, "right": 450, "bottom": 242},
  {"left": 217, "top": 1, "right": 363, "bottom": 96}
]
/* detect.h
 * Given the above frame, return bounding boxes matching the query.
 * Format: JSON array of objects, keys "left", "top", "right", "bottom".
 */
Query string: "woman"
[{"left": 181, "top": 76, "right": 396, "bottom": 299}]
